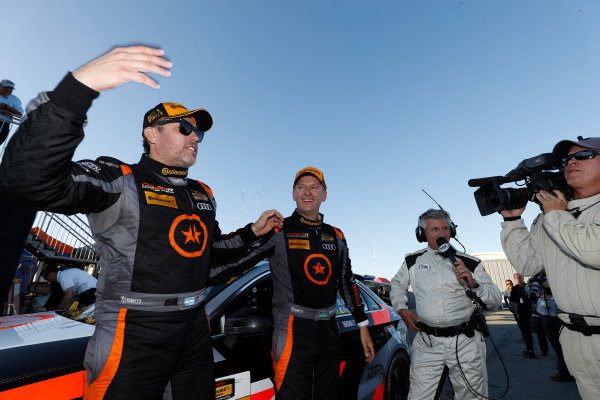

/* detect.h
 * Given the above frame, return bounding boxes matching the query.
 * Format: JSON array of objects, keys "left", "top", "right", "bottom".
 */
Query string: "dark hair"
[{"left": 41, "top": 265, "right": 59, "bottom": 277}]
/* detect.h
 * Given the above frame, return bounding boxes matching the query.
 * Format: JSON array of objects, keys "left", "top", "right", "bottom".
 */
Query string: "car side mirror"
[
  {"left": 224, "top": 309, "right": 273, "bottom": 336},
  {"left": 223, "top": 308, "right": 273, "bottom": 349}
]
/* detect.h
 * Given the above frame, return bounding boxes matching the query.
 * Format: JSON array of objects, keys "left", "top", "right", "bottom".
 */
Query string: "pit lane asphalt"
[{"left": 407, "top": 310, "right": 582, "bottom": 400}]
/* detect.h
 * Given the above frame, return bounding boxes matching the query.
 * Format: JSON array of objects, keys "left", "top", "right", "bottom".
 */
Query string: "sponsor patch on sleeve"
[
  {"left": 321, "top": 234, "right": 334, "bottom": 242},
  {"left": 144, "top": 191, "right": 178, "bottom": 208},
  {"left": 191, "top": 191, "right": 209, "bottom": 201},
  {"left": 288, "top": 239, "right": 310, "bottom": 250}
]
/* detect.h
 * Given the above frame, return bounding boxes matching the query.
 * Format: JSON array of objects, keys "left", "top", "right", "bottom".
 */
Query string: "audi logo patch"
[
  {"left": 322, "top": 243, "right": 336, "bottom": 251},
  {"left": 197, "top": 203, "right": 213, "bottom": 211}
]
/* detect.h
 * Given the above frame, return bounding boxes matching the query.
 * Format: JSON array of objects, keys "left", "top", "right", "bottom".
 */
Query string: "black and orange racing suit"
[
  {"left": 0, "top": 73, "right": 268, "bottom": 399},
  {"left": 216, "top": 210, "right": 367, "bottom": 399}
]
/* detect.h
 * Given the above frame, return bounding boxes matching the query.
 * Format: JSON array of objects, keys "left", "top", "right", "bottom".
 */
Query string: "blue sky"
[{"left": 3, "top": 1, "right": 600, "bottom": 280}]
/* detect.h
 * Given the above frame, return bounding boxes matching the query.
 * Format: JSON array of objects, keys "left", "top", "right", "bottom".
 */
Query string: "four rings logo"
[
  {"left": 197, "top": 203, "right": 213, "bottom": 211},
  {"left": 168, "top": 214, "right": 208, "bottom": 258},
  {"left": 304, "top": 254, "right": 332, "bottom": 285},
  {"left": 322, "top": 243, "right": 336, "bottom": 251}
]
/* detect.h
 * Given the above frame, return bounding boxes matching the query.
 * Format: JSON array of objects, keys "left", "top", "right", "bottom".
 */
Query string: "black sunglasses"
[
  {"left": 155, "top": 119, "right": 205, "bottom": 142},
  {"left": 561, "top": 150, "right": 600, "bottom": 168}
]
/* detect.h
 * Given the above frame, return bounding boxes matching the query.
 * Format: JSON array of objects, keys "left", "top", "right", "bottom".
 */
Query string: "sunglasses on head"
[
  {"left": 155, "top": 118, "right": 205, "bottom": 142},
  {"left": 562, "top": 150, "right": 600, "bottom": 168}
]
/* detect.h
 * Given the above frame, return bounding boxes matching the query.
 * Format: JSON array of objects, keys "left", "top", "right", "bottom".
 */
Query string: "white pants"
[
  {"left": 408, "top": 331, "right": 487, "bottom": 400},
  {"left": 560, "top": 327, "right": 600, "bottom": 400}
]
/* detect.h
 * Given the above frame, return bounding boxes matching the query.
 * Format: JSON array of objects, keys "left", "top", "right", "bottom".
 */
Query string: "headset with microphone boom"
[{"left": 415, "top": 189, "right": 458, "bottom": 243}]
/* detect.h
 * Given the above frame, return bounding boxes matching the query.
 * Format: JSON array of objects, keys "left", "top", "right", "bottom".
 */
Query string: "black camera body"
[
  {"left": 528, "top": 271, "right": 552, "bottom": 297},
  {"left": 469, "top": 153, "right": 573, "bottom": 216}
]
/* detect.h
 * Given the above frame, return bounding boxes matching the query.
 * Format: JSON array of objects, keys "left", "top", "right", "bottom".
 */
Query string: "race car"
[{"left": 0, "top": 262, "right": 410, "bottom": 400}]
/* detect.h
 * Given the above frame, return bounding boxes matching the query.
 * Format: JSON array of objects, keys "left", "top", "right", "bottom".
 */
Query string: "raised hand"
[
  {"left": 72, "top": 46, "right": 172, "bottom": 91},
  {"left": 251, "top": 210, "right": 284, "bottom": 236}
]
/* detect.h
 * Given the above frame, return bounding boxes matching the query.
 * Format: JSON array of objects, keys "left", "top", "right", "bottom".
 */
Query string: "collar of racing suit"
[
  {"left": 139, "top": 154, "right": 188, "bottom": 181},
  {"left": 292, "top": 209, "right": 324, "bottom": 227},
  {"left": 567, "top": 191, "right": 600, "bottom": 218}
]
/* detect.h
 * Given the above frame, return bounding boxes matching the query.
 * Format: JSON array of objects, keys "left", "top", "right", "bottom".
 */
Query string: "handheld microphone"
[
  {"left": 436, "top": 237, "right": 458, "bottom": 263},
  {"left": 436, "top": 237, "right": 469, "bottom": 287}
]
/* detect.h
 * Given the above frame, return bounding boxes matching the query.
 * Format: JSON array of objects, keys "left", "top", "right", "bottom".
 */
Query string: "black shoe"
[
  {"left": 522, "top": 350, "right": 536, "bottom": 358},
  {"left": 550, "top": 373, "right": 575, "bottom": 382}
]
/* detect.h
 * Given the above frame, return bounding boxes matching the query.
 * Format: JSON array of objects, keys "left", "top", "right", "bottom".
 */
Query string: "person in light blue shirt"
[{"left": 0, "top": 79, "right": 23, "bottom": 145}]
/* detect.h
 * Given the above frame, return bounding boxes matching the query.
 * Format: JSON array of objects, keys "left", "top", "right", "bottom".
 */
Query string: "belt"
[
  {"left": 287, "top": 303, "right": 337, "bottom": 320},
  {"left": 419, "top": 313, "right": 480, "bottom": 338},
  {"left": 101, "top": 288, "right": 206, "bottom": 312},
  {"left": 558, "top": 312, "right": 600, "bottom": 336}
]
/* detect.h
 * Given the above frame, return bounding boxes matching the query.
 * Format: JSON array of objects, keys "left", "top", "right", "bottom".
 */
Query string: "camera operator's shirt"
[
  {"left": 501, "top": 192, "right": 600, "bottom": 319},
  {"left": 390, "top": 247, "right": 501, "bottom": 328}
]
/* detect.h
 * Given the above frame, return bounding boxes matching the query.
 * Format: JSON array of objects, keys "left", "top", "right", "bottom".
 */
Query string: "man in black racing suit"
[
  {"left": 0, "top": 46, "right": 283, "bottom": 400},
  {"left": 215, "top": 167, "right": 375, "bottom": 399}
]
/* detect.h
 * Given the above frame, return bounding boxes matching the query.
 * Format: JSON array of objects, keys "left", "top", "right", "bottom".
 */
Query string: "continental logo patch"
[
  {"left": 161, "top": 167, "right": 187, "bottom": 176},
  {"left": 191, "top": 191, "right": 208, "bottom": 201},
  {"left": 288, "top": 239, "right": 310, "bottom": 250},
  {"left": 300, "top": 217, "right": 321, "bottom": 226},
  {"left": 321, "top": 234, "right": 334, "bottom": 242},
  {"left": 145, "top": 191, "right": 178, "bottom": 208},
  {"left": 287, "top": 232, "right": 309, "bottom": 239}
]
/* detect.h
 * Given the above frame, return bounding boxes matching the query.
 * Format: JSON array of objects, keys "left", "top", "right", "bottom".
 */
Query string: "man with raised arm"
[{"left": 0, "top": 46, "right": 283, "bottom": 400}]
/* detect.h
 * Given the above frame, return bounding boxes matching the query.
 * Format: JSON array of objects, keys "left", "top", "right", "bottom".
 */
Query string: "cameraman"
[{"left": 500, "top": 136, "right": 600, "bottom": 399}]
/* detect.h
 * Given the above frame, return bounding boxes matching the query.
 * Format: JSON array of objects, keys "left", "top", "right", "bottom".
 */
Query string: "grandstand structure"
[{"left": 4, "top": 211, "right": 98, "bottom": 315}]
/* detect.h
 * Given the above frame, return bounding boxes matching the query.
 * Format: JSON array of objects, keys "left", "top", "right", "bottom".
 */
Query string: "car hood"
[{"left": 0, "top": 312, "right": 94, "bottom": 350}]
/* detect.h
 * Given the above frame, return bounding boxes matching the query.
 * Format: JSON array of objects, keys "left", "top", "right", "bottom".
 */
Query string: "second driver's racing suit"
[
  {"left": 0, "top": 73, "right": 270, "bottom": 400},
  {"left": 390, "top": 248, "right": 501, "bottom": 400},
  {"left": 215, "top": 210, "right": 367, "bottom": 399}
]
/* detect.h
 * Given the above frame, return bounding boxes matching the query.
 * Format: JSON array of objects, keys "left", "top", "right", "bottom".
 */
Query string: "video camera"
[
  {"left": 528, "top": 271, "right": 552, "bottom": 297},
  {"left": 468, "top": 153, "right": 572, "bottom": 216}
]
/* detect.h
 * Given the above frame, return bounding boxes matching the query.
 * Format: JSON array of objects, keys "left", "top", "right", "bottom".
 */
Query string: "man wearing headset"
[
  {"left": 500, "top": 136, "right": 600, "bottom": 400},
  {"left": 390, "top": 209, "right": 501, "bottom": 400}
]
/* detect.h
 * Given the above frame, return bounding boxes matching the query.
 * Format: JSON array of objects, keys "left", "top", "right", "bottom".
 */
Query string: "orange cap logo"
[
  {"left": 168, "top": 214, "right": 208, "bottom": 258},
  {"left": 304, "top": 254, "right": 332, "bottom": 285}
]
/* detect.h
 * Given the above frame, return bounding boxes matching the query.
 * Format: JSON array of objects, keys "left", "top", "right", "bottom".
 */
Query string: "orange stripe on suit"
[
  {"left": 83, "top": 308, "right": 127, "bottom": 399},
  {"left": 273, "top": 315, "right": 294, "bottom": 391},
  {"left": 120, "top": 165, "right": 132, "bottom": 175}
]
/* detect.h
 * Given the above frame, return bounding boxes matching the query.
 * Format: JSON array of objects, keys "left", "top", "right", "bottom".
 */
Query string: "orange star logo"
[
  {"left": 304, "top": 254, "right": 332, "bottom": 285},
  {"left": 169, "top": 214, "right": 208, "bottom": 258},
  {"left": 181, "top": 225, "right": 202, "bottom": 244},
  {"left": 313, "top": 261, "right": 326, "bottom": 275}
]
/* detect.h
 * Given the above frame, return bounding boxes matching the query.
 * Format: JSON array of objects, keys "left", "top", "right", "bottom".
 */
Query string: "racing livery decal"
[{"left": 0, "top": 314, "right": 54, "bottom": 330}]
